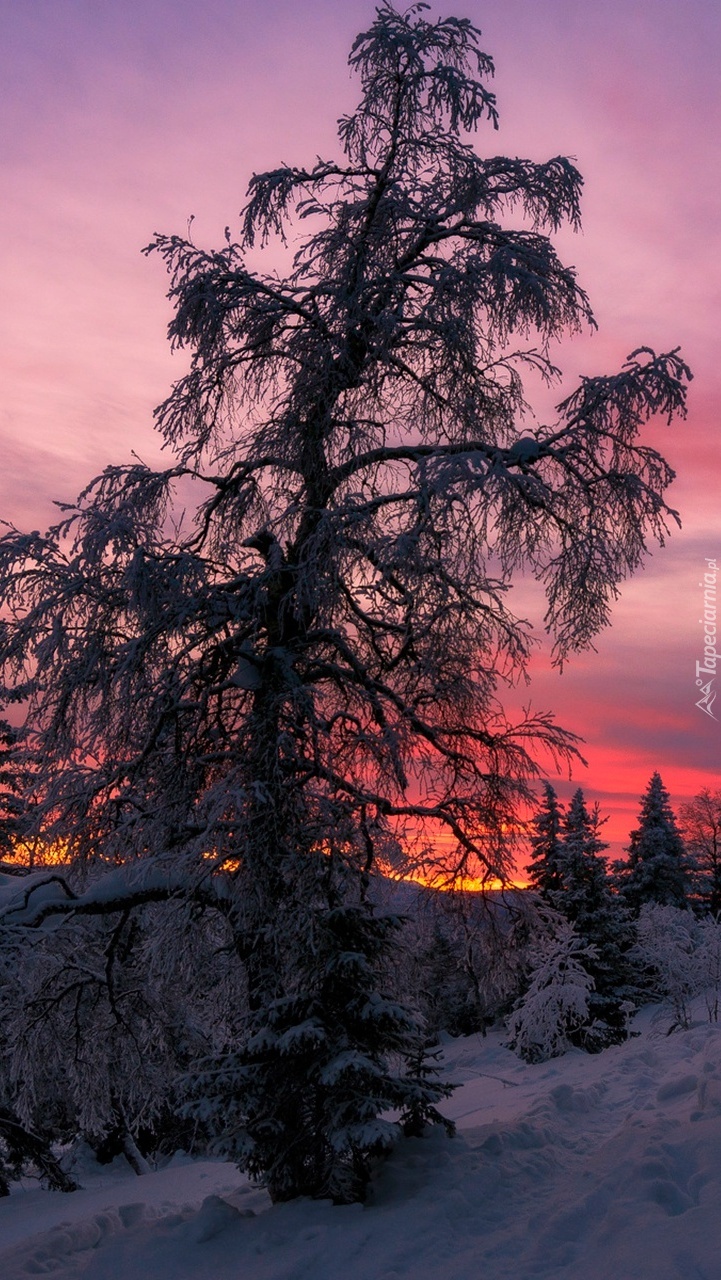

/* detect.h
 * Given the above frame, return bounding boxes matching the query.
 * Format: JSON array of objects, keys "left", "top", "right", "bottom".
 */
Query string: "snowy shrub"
[{"left": 507, "top": 914, "right": 595, "bottom": 1063}]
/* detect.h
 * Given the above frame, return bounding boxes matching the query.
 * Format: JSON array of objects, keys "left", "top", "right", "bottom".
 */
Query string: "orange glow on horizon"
[
  {"left": 2, "top": 834, "right": 531, "bottom": 894},
  {"left": 393, "top": 864, "right": 530, "bottom": 894},
  {"left": 2, "top": 837, "right": 69, "bottom": 869}
]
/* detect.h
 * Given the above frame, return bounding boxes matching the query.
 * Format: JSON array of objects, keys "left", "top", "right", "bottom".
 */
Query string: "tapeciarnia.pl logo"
[{"left": 696, "top": 557, "right": 718, "bottom": 720}]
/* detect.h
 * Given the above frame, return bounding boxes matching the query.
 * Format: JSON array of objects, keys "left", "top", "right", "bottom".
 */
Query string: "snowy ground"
[{"left": 3, "top": 1003, "right": 721, "bottom": 1279}]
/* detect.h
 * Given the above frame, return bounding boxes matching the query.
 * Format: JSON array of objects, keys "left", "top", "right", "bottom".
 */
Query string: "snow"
[{"left": 3, "top": 1003, "right": 721, "bottom": 1278}]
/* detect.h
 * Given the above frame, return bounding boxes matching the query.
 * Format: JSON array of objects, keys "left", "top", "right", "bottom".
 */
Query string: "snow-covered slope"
[{"left": 2, "top": 1003, "right": 721, "bottom": 1279}]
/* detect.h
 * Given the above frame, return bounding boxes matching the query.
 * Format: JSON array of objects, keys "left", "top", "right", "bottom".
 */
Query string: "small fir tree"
[
  {"left": 616, "top": 773, "right": 689, "bottom": 913},
  {"left": 191, "top": 901, "right": 453, "bottom": 1204}
]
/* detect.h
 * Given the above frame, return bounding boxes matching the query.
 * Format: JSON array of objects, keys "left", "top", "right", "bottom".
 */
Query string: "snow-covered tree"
[
  {"left": 0, "top": 882, "right": 244, "bottom": 1173},
  {"left": 557, "top": 790, "right": 635, "bottom": 1044},
  {"left": 410, "top": 888, "right": 530, "bottom": 1037},
  {"left": 0, "top": 1111, "right": 77, "bottom": 1198},
  {"left": 192, "top": 896, "right": 453, "bottom": 1203},
  {"left": 410, "top": 909, "right": 482, "bottom": 1037},
  {"left": 526, "top": 782, "right": 566, "bottom": 902},
  {"left": 680, "top": 788, "right": 721, "bottom": 915},
  {"left": 522, "top": 789, "right": 634, "bottom": 1051},
  {"left": 633, "top": 903, "right": 699, "bottom": 1030},
  {"left": 507, "top": 912, "right": 595, "bottom": 1062},
  {"left": 0, "top": 885, "right": 80, "bottom": 1195},
  {"left": 558, "top": 791, "right": 608, "bottom": 909},
  {"left": 0, "top": 4, "right": 690, "bottom": 1198},
  {"left": 615, "top": 773, "right": 690, "bottom": 912}
]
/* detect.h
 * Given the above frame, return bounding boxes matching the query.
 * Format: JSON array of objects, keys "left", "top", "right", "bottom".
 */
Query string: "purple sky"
[{"left": 1, "top": 0, "right": 719, "bottom": 855}]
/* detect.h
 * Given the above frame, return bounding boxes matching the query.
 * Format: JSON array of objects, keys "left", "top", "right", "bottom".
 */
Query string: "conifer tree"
[
  {"left": 526, "top": 782, "right": 566, "bottom": 903},
  {"left": 616, "top": 773, "right": 689, "bottom": 913},
  {"left": 559, "top": 789, "right": 633, "bottom": 1044},
  {"left": 193, "top": 899, "right": 453, "bottom": 1204},
  {"left": 561, "top": 790, "right": 612, "bottom": 930}
]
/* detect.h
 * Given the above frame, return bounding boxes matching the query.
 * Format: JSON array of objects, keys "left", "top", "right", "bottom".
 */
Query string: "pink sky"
[{"left": 1, "top": 0, "right": 719, "bottom": 860}]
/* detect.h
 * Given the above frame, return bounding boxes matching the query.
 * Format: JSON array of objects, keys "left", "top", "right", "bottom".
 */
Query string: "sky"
[{"left": 1, "top": 0, "right": 719, "bottom": 862}]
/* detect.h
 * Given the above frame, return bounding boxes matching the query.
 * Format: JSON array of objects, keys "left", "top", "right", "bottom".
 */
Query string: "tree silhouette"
[
  {"left": 616, "top": 772, "right": 690, "bottom": 912},
  {"left": 526, "top": 782, "right": 566, "bottom": 900},
  {"left": 680, "top": 787, "right": 721, "bottom": 914},
  {"left": 0, "top": 720, "right": 35, "bottom": 864},
  {"left": 559, "top": 789, "right": 633, "bottom": 1045}
]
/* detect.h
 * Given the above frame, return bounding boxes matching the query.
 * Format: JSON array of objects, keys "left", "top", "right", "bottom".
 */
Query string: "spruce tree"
[
  {"left": 559, "top": 789, "right": 633, "bottom": 1045},
  {"left": 192, "top": 898, "right": 453, "bottom": 1203},
  {"left": 560, "top": 789, "right": 613, "bottom": 932},
  {"left": 526, "top": 782, "right": 566, "bottom": 903},
  {"left": 616, "top": 773, "right": 689, "bottom": 913}
]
